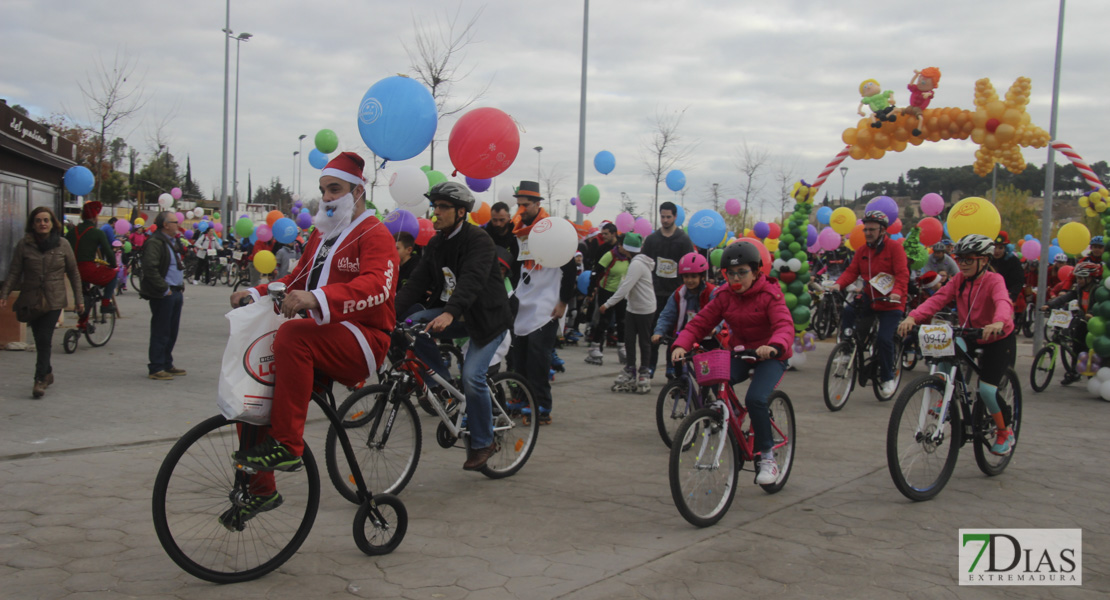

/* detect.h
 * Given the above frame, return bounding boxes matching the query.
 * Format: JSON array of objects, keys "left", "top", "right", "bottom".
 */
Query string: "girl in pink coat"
[{"left": 672, "top": 241, "right": 795, "bottom": 485}]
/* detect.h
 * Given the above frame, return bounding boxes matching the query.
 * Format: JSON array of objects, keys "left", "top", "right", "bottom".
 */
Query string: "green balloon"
[
  {"left": 779, "top": 249, "right": 793, "bottom": 261},
  {"left": 1098, "top": 301, "right": 1110, "bottom": 320},
  {"left": 420, "top": 165, "right": 431, "bottom": 172},
  {"left": 789, "top": 242, "right": 802, "bottom": 253},
  {"left": 1094, "top": 286, "right": 1110, "bottom": 305},
  {"left": 315, "top": 129, "right": 339, "bottom": 154},
  {"left": 796, "top": 271, "right": 810, "bottom": 284},
  {"left": 797, "top": 292, "right": 812, "bottom": 307},
  {"left": 1087, "top": 332, "right": 1096, "bottom": 350},
  {"left": 780, "top": 234, "right": 795, "bottom": 246},
  {"left": 710, "top": 249, "right": 723, "bottom": 267},
  {"left": 791, "top": 305, "right": 811, "bottom": 325},
  {"left": 787, "top": 280, "right": 805, "bottom": 296},
  {"left": 123, "top": 241, "right": 132, "bottom": 252},
  {"left": 235, "top": 217, "right": 254, "bottom": 238},
  {"left": 1090, "top": 316, "right": 1107, "bottom": 337},
  {"left": 784, "top": 292, "right": 798, "bottom": 309},
  {"left": 426, "top": 170, "right": 447, "bottom": 187},
  {"left": 578, "top": 184, "right": 600, "bottom": 207},
  {"left": 798, "top": 260, "right": 810, "bottom": 274},
  {"left": 770, "top": 270, "right": 780, "bottom": 279},
  {"left": 1094, "top": 334, "right": 1110, "bottom": 358}
]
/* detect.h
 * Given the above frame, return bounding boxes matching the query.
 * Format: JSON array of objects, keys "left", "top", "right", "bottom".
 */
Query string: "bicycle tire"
[
  {"left": 152, "top": 415, "right": 320, "bottom": 583},
  {"left": 63, "top": 329, "right": 79, "bottom": 354},
  {"left": 656, "top": 379, "right": 690, "bottom": 449},
  {"left": 84, "top": 305, "right": 116, "bottom": 347},
  {"left": 481, "top": 372, "right": 539, "bottom": 479},
  {"left": 130, "top": 269, "right": 142, "bottom": 292},
  {"left": 353, "top": 493, "right": 408, "bottom": 556},
  {"left": 823, "top": 341, "right": 855, "bottom": 411},
  {"left": 759, "top": 391, "right": 795, "bottom": 494},
  {"left": 326, "top": 383, "right": 421, "bottom": 501},
  {"left": 901, "top": 338, "right": 919, "bottom": 371},
  {"left": 669, "top": 407, "right": 739, "bottom": 527},
  {"left": 872, "top": 337, "right": 904, "bottom": 402},
  {"left": 886, "top": 375, "right": 961, "bottom": 502},
  {"left": 973, "top": 368, "right": 1022, "bottom": 476},
  {"left": 1029, "top": 345, "right": 1055, "bottom": 393}
]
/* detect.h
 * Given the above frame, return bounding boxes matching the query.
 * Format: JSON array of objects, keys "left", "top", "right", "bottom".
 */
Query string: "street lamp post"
[
  {"left": 292, "top": 151, "right": 299, "bottom": 212},
  {"left": 839, "top": 166, "right": 849, "bottom": 207},
  {"left": 297, "top": 134, "right": 307, "bottom": 199},
  {"left": 229, "top": 32, "right": 251, "bottom": 225},
  {"left": 533, "top": 146, "right": 543, "bottom": 182},
  {"left": 219, "top": 0, "right": 232, "bottom": 240}
]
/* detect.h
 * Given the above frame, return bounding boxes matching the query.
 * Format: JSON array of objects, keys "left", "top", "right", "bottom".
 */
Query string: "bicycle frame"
[
  {"left": 916, "top": 338, "right": 987, "bottom": 447},
  {"left": 695, "top": 379, "right": 790, "bottom": 470}
]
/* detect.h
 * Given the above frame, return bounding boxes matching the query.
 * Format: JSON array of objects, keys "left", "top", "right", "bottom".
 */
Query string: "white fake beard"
[{"left": 314, "top": 193, "right": 356, "bottom": 239}]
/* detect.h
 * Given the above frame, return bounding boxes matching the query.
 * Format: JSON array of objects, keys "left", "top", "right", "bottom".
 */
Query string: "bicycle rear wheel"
[
  {"left": 973, "top": 368, "right": 1022, "bottom": 476},
  {"left": 152, "top": 415, "right": 320, "bottom": 583},
  {"left": 886, "top": 375, "right": 961, "bottom": 502},
  {"left": 84, "top": 304, "right": 115, "bottom": 347},
  {"left": 130, "top": 268, "right": 142, "bottom": 291},
  {"left": 669, "top": 407, "right": 739, "bottom": 527},
  {"left": 759, "top": 391, "right": 795, "bottom": 494},
  {"left": 481, "top": 372, "right": 539, "bottom": 479},
  {"left": 823, "top": 341, "right": 855, "bottom": 411},
  {"left": 1029, "top": 345, "right": 1055, "bottom": 393},
  {"left": 326, "top": 383, "right": 421, "bottom": 501},
  {"left": 63, "top": 329, "right": 79, "bottom": 354}
]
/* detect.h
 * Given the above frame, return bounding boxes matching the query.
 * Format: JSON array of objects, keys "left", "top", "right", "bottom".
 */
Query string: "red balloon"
[
  {"left": 918, "top": 217, "right": 943, "bottom": 247},
  {"left": 779, "top": 271, "right": 797, "bottom": 283},
  {"left": 415, "top": 218, "right": 435, "bottom": 246},
  {"left": 732, "top": 237, "right": 773, "bottom": 276},
  {"left": 888, "top": 218, "right": 902, "bottom": 235},
  {"left": 768, "top": 223, "right": 782, "bottom": 239},
  {"left": 447, "top": 107, "right": 520, "bottom": 179},
  {"left": 1058, "top": 265, "right": 1074, "bottom": 282}
]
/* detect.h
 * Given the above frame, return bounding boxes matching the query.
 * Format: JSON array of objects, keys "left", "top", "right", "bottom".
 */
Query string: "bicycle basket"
[{"left": 692, "top": 349, "right": 731, "bottom": 386}]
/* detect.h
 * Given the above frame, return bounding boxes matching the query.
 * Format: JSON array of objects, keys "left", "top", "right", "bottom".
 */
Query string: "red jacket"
[
  {"left": 675, "top": 274, "right": 795, "bottom": 359},
  {"left": 835, "top": 236, "right": 909, "bottom": 311}
]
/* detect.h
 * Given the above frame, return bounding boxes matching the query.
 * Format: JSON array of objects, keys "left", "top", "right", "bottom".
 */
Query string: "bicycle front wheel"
[
  {"left": 823, "top": 341, "right": 855, "bottom": 411},
  {"left": 84, "top": 305, "right": 116, "bottom": 347},
  {"left": 886, "top": 375, "right": 961, "bottom": 502},
  {"left": 326, "top": 384, "right": 421, "bottom": 501},
  {"left": 760, "top": 391, "right": 795, "bottom": 494},
  {"left": 669, "top": 407, "right": 739, "bottom": 528},
  {"left": 1029, "top": 345, "right": 1055, "bottom": 393},
  {"left": 152, "top": 415, "right": 320, "bottom": 583},
  {"left": 974, "top": 368, "right": 1022, "bottom": 476},
  {"left": 481, "top": 372, "right": 539, "bottom": 479}
]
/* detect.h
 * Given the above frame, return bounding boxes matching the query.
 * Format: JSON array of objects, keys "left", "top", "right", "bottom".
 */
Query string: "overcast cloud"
[{"left": 3, "top": 0, "right": 1108, "bottom": 225}]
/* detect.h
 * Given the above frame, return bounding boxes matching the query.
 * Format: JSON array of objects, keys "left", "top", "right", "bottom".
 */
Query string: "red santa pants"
[{"left": 77, "top": 261, "right": 118, "bottom": 287}]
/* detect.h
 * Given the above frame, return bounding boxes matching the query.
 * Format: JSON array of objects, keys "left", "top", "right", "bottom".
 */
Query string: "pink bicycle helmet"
[{"left": 678, "top": 252, "right": 709, "bottom": 274}]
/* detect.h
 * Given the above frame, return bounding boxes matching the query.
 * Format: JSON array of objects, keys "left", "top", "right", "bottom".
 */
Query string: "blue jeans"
[
  {"left": 840, "top": 302, "right": 903, "bottom": 383},
  {"left": 148, "top": 288, "right": 183, "bottom": 374},
  {"left": 406, "top": 307, "right": 503, "bottom": 449},
  {"left": 730, "top": 357, "right": 788, "bottom": 454}
]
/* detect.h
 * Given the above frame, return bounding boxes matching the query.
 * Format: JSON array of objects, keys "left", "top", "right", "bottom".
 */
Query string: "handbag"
[
  {"left": 216, "top": 297, "right": 290, "bottom": 425},
  {"left": 14, "top": 289, "right": 49, "bottom": 323}
]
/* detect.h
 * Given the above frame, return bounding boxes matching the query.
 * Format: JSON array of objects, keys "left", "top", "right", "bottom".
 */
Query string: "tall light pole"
[
  {"left": 230, "top": 31, "right": 251, "bottom": 225},
  {"left": 533, "top": 146, "right": 543, "bottom": 182},
  {"left": 291, "top": 151, "right": 299, "bottom": 210},
  {"left": 297, "top": 134, "right": 307, "bottom": 199},
  {"left": 219, "top": 1, "right": 232, "bottom": 240},
  {"left": 574, "top": 0, "right": 589, "bottom": 225},
  {"left": 839, "top": 166, "right": 849, "bottom": 207}
]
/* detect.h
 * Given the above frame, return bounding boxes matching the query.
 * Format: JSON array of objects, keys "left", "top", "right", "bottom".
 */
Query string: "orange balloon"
[
  {"left": 583, "top": 219, "right": 593, "bottom": 229},
  {"left": 848, "top": 223, "right": 866, "bottom": 251},
  {"left": 266, "top": 210, "right": 283, "bottom": 227},
  {"left": 471, "top": 201, "right": 491, "bottom": 225}
]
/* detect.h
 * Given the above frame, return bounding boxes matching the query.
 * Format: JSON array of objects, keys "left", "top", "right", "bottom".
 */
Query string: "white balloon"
[
  {"left": 790, "top": 352, "right": 807, "bottom": 368},
  {"left": 526, "top": 217, "right": 577, "bottom": 268},
  {"left": 193, "top": 207, "right": 204, "bottom": 217},
  {"left": 787, "top": 258, "right": 802, "bottom": 272},
  {"left": 1088, "top": 377, "right": 1102, "bottom": 396},
  {"left": 773, "top": 259, "right": 787, "bottom": 271},
  {"left": 1104, "top": 277, "right": 1110, "bottom": 291},
  {"left": 185, "top": 210, "right": 195, "bottom": 220},
  {"left": 389, "top": 166, "right": 430, "bottom": 211},
  {"left": 1098, "top": 367, "right": 1110, "bottom": 382},
  {"left": 1099, "top": 378, "right": 1110, "bottom": 401},
  {"left": 158, "top": 193, "right": 173, "bottom": 209}
]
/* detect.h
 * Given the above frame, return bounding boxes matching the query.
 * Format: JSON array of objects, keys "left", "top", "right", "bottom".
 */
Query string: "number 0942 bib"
[{"left": 919, "top": 323, "right": 955, "bottom": 358}]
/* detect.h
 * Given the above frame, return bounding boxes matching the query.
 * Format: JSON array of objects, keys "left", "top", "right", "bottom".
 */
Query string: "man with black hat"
[{"left": 509, "top": 181, "right": 578, "bottom": 424}]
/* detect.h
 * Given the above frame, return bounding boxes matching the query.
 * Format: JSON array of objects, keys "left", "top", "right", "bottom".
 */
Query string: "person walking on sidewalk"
[
  {"left": 140, "top": 212, "right": 187, "bottom": 380},
  {"left": 0, "top": 207, "right": 83, "bottom": 398},
  {"left": 600, "top": 233, "right": 657, "bottom": 393}
]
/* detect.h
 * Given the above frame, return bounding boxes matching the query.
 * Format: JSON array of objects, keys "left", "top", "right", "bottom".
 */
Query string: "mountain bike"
[
  {"left": 887, "top": 324, "right": 1022, "bottom": 502},
  {"left": 809, "top": 278, "right": 843, "bottom": 340},
  {"left": 669, "top": 348, "right": 795, "bottom": 528},
  {"left": 822, "top": 296, "right": 905, "bottom": 410},
  {"left": 655, "top": 335, "right": 721, "bottom": 448},
  {"left": 324, "top": 320, "right": 539, "bottom": 500},
  {"left": 152, "top": 284, "right": 407, "bottom": 583},
  {"left": 62, "top": 283, "right": 116, "bottom": 354},
  {"left": 1030, "top": 308, "right": 1084, "bottom": 392},
  {"left": 128, "top": 252, "right": 143, "bottom": 291}
]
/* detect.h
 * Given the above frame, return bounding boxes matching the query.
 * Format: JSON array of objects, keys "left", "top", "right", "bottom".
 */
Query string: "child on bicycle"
[
  {"left": 670, "top": 241, "right": 794, "bottom": 484},
  {"left": 1041, "top": 260, "right": 1102, "bottom": 385},
  {"left": 652, "top": 252, "right": 720, "bottom": 371},
  {"left": 897, "top": 234, "right": 1016, "bottom": 455}
]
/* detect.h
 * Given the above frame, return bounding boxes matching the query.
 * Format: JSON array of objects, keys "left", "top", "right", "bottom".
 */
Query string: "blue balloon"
[
  {"left": 593, "top": 150, "right": 615, "bottom": 175},
  {"left": 272, "top": 217, "right": 298, "bottom": 244},
  {"left": 816, "top": 206, "right": 833, "bottom": 225},
  {"left": 1024, "top": 234, "right": 1033, "bottom": 241},
  {"left": 1050, "top": 244, "right": 1064, "bottom": 259},
  {"left": 665, "top": 170, "right": 686, "bottom": 192},
  {"left": 687, "top": 209, "right": 726, "bottom": 249},
  {"left": 357, "top": 76, "right": 437, "bottom": 162},
  {"left": 64, "top": 166, "right": 95, "bottom": 196},
  {"left": 249, "top": 232, "right": 257, "bottom": 244},
  {"left": 308, "top": 148, "right": 328, "bottom": 169},
  {"left": 891, "top": 233, "right": 903, "bottom": 240},
  {"left": 197, "top": 220, "right": 209, "bottom": 233},
  {"left": 577, "top": 271, "right": 591, "bottom": 295},
  {"left": 674, "top": 204, "right": 686, "bottom": 227},
  {"left": 465, "top": 176, "right": 492, "bottom": 193},
  {"left": 1052, "top": 238, "right": 1059, "bottom": 246},
  {"left": 753, "top": 221, "right": 770, "bottom": 239},
  {"left": 300, "top": 207, "right": 310, "bottom": 215}
]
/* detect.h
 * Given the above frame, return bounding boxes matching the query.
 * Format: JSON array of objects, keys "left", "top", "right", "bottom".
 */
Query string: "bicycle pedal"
[{"left": 232, "top": 461, "right": 258, "bottom": 475}]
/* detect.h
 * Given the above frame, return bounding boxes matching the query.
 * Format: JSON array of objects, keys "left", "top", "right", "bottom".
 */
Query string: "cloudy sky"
[{"left": 4, "top": 0, "right": 1108, "bottom": 225}]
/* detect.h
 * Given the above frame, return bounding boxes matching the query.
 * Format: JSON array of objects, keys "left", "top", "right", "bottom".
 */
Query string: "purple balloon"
[
  {"left": 296, "top": 211, "right": 313, "bottom": 229},
  {"left": 465, "top": 176, "right": 492, "bottom": 193},
  {"left": 183, "top": 229, "right": 194, "bottom": 240},
  {"left": 383, "top": 209, "right": 420, "bottom": 238},
  {"left": 753, "top": 221, "right": 770, "bottom": 239},
  {"left": 570, "top": 197, "right": 577, "bottom": 206},
  {"left": 866, "top": 196, "right": 899, "bottom": 225},
  {"left": 807, "top": 224, "right": 818, "bottom": 247}
]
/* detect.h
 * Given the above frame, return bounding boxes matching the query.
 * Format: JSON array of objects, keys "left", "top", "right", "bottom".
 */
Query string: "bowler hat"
[{"left": 512, "top": 181, "right": 543, "bottom": 201}]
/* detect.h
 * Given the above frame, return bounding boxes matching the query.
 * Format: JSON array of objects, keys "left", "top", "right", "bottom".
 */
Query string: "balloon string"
[{"left": 380, "top": 159, "right": 389, "bottom": 170}]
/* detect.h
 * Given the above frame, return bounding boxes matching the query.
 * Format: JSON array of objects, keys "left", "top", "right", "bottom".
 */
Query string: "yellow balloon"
[
  {"left": 830, "top": 207, "right": 856, "bottom": 235},
  {"left": 253, "top": 250, "right": 277, "bottom": 274},
  {"left": 946, "top": 197, "right": 1001, "bottom": 241},
  {"left": 135, "top": 218, "right": 145, "bottom": 226},
  {"left": 765, "top": 238, "right": 781, "bottom": 252},
  {"left": 1058, "top": 221, "right": 1091, "bottom": 255}
]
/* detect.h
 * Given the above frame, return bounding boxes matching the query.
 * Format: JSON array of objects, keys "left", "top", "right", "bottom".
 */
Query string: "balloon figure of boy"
[
  {"left": 901, "top": 67, "right": 941, "bottom": 137},
  {"left": 858, "top": 79, "right": 896, "bottom": 129}
]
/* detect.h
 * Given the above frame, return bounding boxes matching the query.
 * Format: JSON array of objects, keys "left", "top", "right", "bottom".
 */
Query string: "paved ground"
[{"left": 0, "top": 283, "right": 1107, "bottom": 599}]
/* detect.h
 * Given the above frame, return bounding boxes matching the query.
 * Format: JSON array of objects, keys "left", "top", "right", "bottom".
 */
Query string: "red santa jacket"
[{"left": 251, "top": 210, "right": 398, "bottom": 379}]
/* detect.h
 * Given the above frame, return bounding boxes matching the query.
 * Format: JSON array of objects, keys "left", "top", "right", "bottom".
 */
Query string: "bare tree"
[
  {"left": 619, "top": 192, "right": 640, "bottom": 217},
  {"left": 541, "top": 164, "right": 566, "bottom": 217},
  {"left": 736, "top": 139, "right": 770, "bottom": 230},
  {"left": 73, "top": 51, "right": 146, "bottom": 201},
  {"left": 773, "top": 155, "right": 799, "bottom": 223},
  {"left": 405, "top": 3, "right": 492, "bottom": 169},
  {"left": 642, "top": 106, "right": 698, "bottom": 226}
]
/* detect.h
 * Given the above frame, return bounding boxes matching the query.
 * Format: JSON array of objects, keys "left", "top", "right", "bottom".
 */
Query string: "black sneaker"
[
  {"left": 231, "top": 438, "right": 303, "bottom": 472},
  {"left": 218, "top": 492, "right": 283, "bottom": 532},
  {"left": 100, "top": 303, "right": 115, "bottom": 315}
]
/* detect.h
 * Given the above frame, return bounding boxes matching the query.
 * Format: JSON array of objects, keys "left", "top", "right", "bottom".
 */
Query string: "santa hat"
[
  {"left": 919, "top": 271, "right": 942, "bottom": 289},
  {"left": 321, "top": 152, "right": 365, "bottom": 186},
  {"left": 82, "top": 201, "right": 103, "bottom": 220}
]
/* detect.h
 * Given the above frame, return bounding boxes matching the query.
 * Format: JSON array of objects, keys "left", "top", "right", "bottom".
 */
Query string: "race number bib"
[
  {"left": 517, "top": 237, "right": 532, "bottom": 261},
  {"left": 439, "top": 267, "right": 458, "bottom": 302},
  {"left": 1049, "top": 309, "right": 1072, "bottom": 329},
  {"left": 919, "top": 323, "right": 955, "bottom": 357},
  {"left": 219, "top": 257, "right": 229, "bottom": 265},
  {"left": 196, "top": 248, "right": 208, "bottom": 259},
  {"left": 656, "top": 258, "right": 678, "bottom": 278},
  {"left": 869, "top": 272, "right": 895, "bottom": 296},
  {"left": 232, "top": 251, "right": 244, "bottom": 261}
]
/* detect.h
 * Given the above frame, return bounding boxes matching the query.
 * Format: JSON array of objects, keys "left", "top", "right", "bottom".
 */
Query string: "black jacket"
[
  {"left": 139, "top": 232, "right": 181, "bottom": 300},
  {"left": 396, "top": 221, "right": 512, "bottom": 346},
  {"left": 990, "top": 253, "right": 1024, "bottom": 301}
]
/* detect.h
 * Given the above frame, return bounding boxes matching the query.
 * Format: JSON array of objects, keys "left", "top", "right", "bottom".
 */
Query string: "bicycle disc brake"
[{"left": 436, "top": 421, "right": 459, "bottom": 449}]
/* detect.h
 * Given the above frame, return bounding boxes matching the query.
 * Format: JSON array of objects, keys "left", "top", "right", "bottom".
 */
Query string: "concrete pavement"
[{"left": 0, "top": 282, "right": 1107, "bottom": 599}]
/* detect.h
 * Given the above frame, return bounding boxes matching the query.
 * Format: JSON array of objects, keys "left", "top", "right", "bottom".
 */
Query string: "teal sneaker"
[
  {"left": 990, "top": 428, "right": 1014, "bottom": 456},
  {"left": 218, "top": 492, "right": 283, "bottom": 532},
  {"left": 232, "top": 438, "right": 303, "bottom": 472}
]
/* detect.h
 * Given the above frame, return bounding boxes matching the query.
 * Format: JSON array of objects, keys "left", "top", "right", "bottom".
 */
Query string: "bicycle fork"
[
  {"left": 694, "top": 401, "right": 732, "bottom": 471},
  {"left": 918, "top": 364, "right": 959, "bottom": 444}
]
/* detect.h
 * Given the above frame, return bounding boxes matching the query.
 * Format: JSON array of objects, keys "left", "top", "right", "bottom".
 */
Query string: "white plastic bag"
[{"left": 217, "top": 298, "right": 289, "bottom": 425}]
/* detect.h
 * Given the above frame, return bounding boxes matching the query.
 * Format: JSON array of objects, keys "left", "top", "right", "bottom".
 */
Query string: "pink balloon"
[
  {"left": 577, "top": 202, "right": 596, "bottom": 214},
  {"left": 921, "top": 193, "right": 944, "bottom": 217},
  {"left": 633, "top": 217, "right": 653, "bottom": 236},
  {"left": 256, "top": 224, "right": 273, "bottom": 242},
  {"left": 1022, "top": 239, "right": 1041, "bottom": 259},
  {"left": 175, "top": 212, "right": 185, "bottom": 225},
  {"left": 725, "top": 198, "right": 741, "bottom": 216},
  {"left": 113, "top": 219, "right": 131, "bottom": 235},
  {"left": 171, "top": 187, "right": 183, "bottom": 200},
  {"left": 213, "top": 222, "right": 224, "bottom": 234},
  {"left": 615, "top": 212, "right": 635, "bottom": 233},
  {"left": 818, "top": 227, "right": 841, "bottom": 252}
]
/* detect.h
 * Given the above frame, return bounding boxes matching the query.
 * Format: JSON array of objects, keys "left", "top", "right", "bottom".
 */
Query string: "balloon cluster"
[
  {"left": 789, "top": 331, "right": 819, "bottom": 368},
  {"left": 769, "top": 202, "right": 815, "bottom": 334},
  {"left": 969, "top": 77, "right": 1049, "bottom": 177},
  {"left": 790, "top": 180, "right": 817, "bottom": 204},
  {"left": 1078, "top": 188, "right": 1110, "bottom": 218},
  {"left": 843, "top": 104, "right": 972, "bottom": 161},
  {"left": 1086, "top": 367, "right": 1110, "bottom": 402}
]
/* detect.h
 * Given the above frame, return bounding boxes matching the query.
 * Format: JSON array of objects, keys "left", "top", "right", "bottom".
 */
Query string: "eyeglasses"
[
  {"left": 725, "top": 268, "right": 753, "bottom": 279},
  {"left": 956, "top": 257, "right": 980, "bottom": 265},
  {"left": 432, "top": 203, "right": 455, "bottom": 212},
  {"left": 863, "top": 227, "right": 881, "bottom": 234},
  {"left": 165, "top": 220, "right": 179, "bottom": 225}
]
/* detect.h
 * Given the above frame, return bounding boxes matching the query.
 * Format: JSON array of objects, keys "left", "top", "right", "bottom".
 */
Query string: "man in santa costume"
[
  {"left": 67, "top": 200, "right": 119, "bottom": 316},
  {"left": 224, "top": 152, "right": 397, "bottom": 525}
]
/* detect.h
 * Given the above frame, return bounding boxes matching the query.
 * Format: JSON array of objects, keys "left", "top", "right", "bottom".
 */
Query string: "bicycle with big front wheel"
[
  {"left": 822, "top": 295, "right": 905, "bottom": 410},
  {"left": 1030, "top": 308, "right": 1085, "bottom": 392},
  {"left": 62, "top": 282, "right": 116, "bottom": 354},
  {"left": 668, "top": 348, "right": 795, "bottom": 528},
  {"left": 324, "top": 320, "right": 539, "bottom": 500},
  {"left": 151, "top": 284, "right": 407, "bottom": 583},
  {"left": 887, "top": 324, "right": 1022, "bottom": 502}
]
